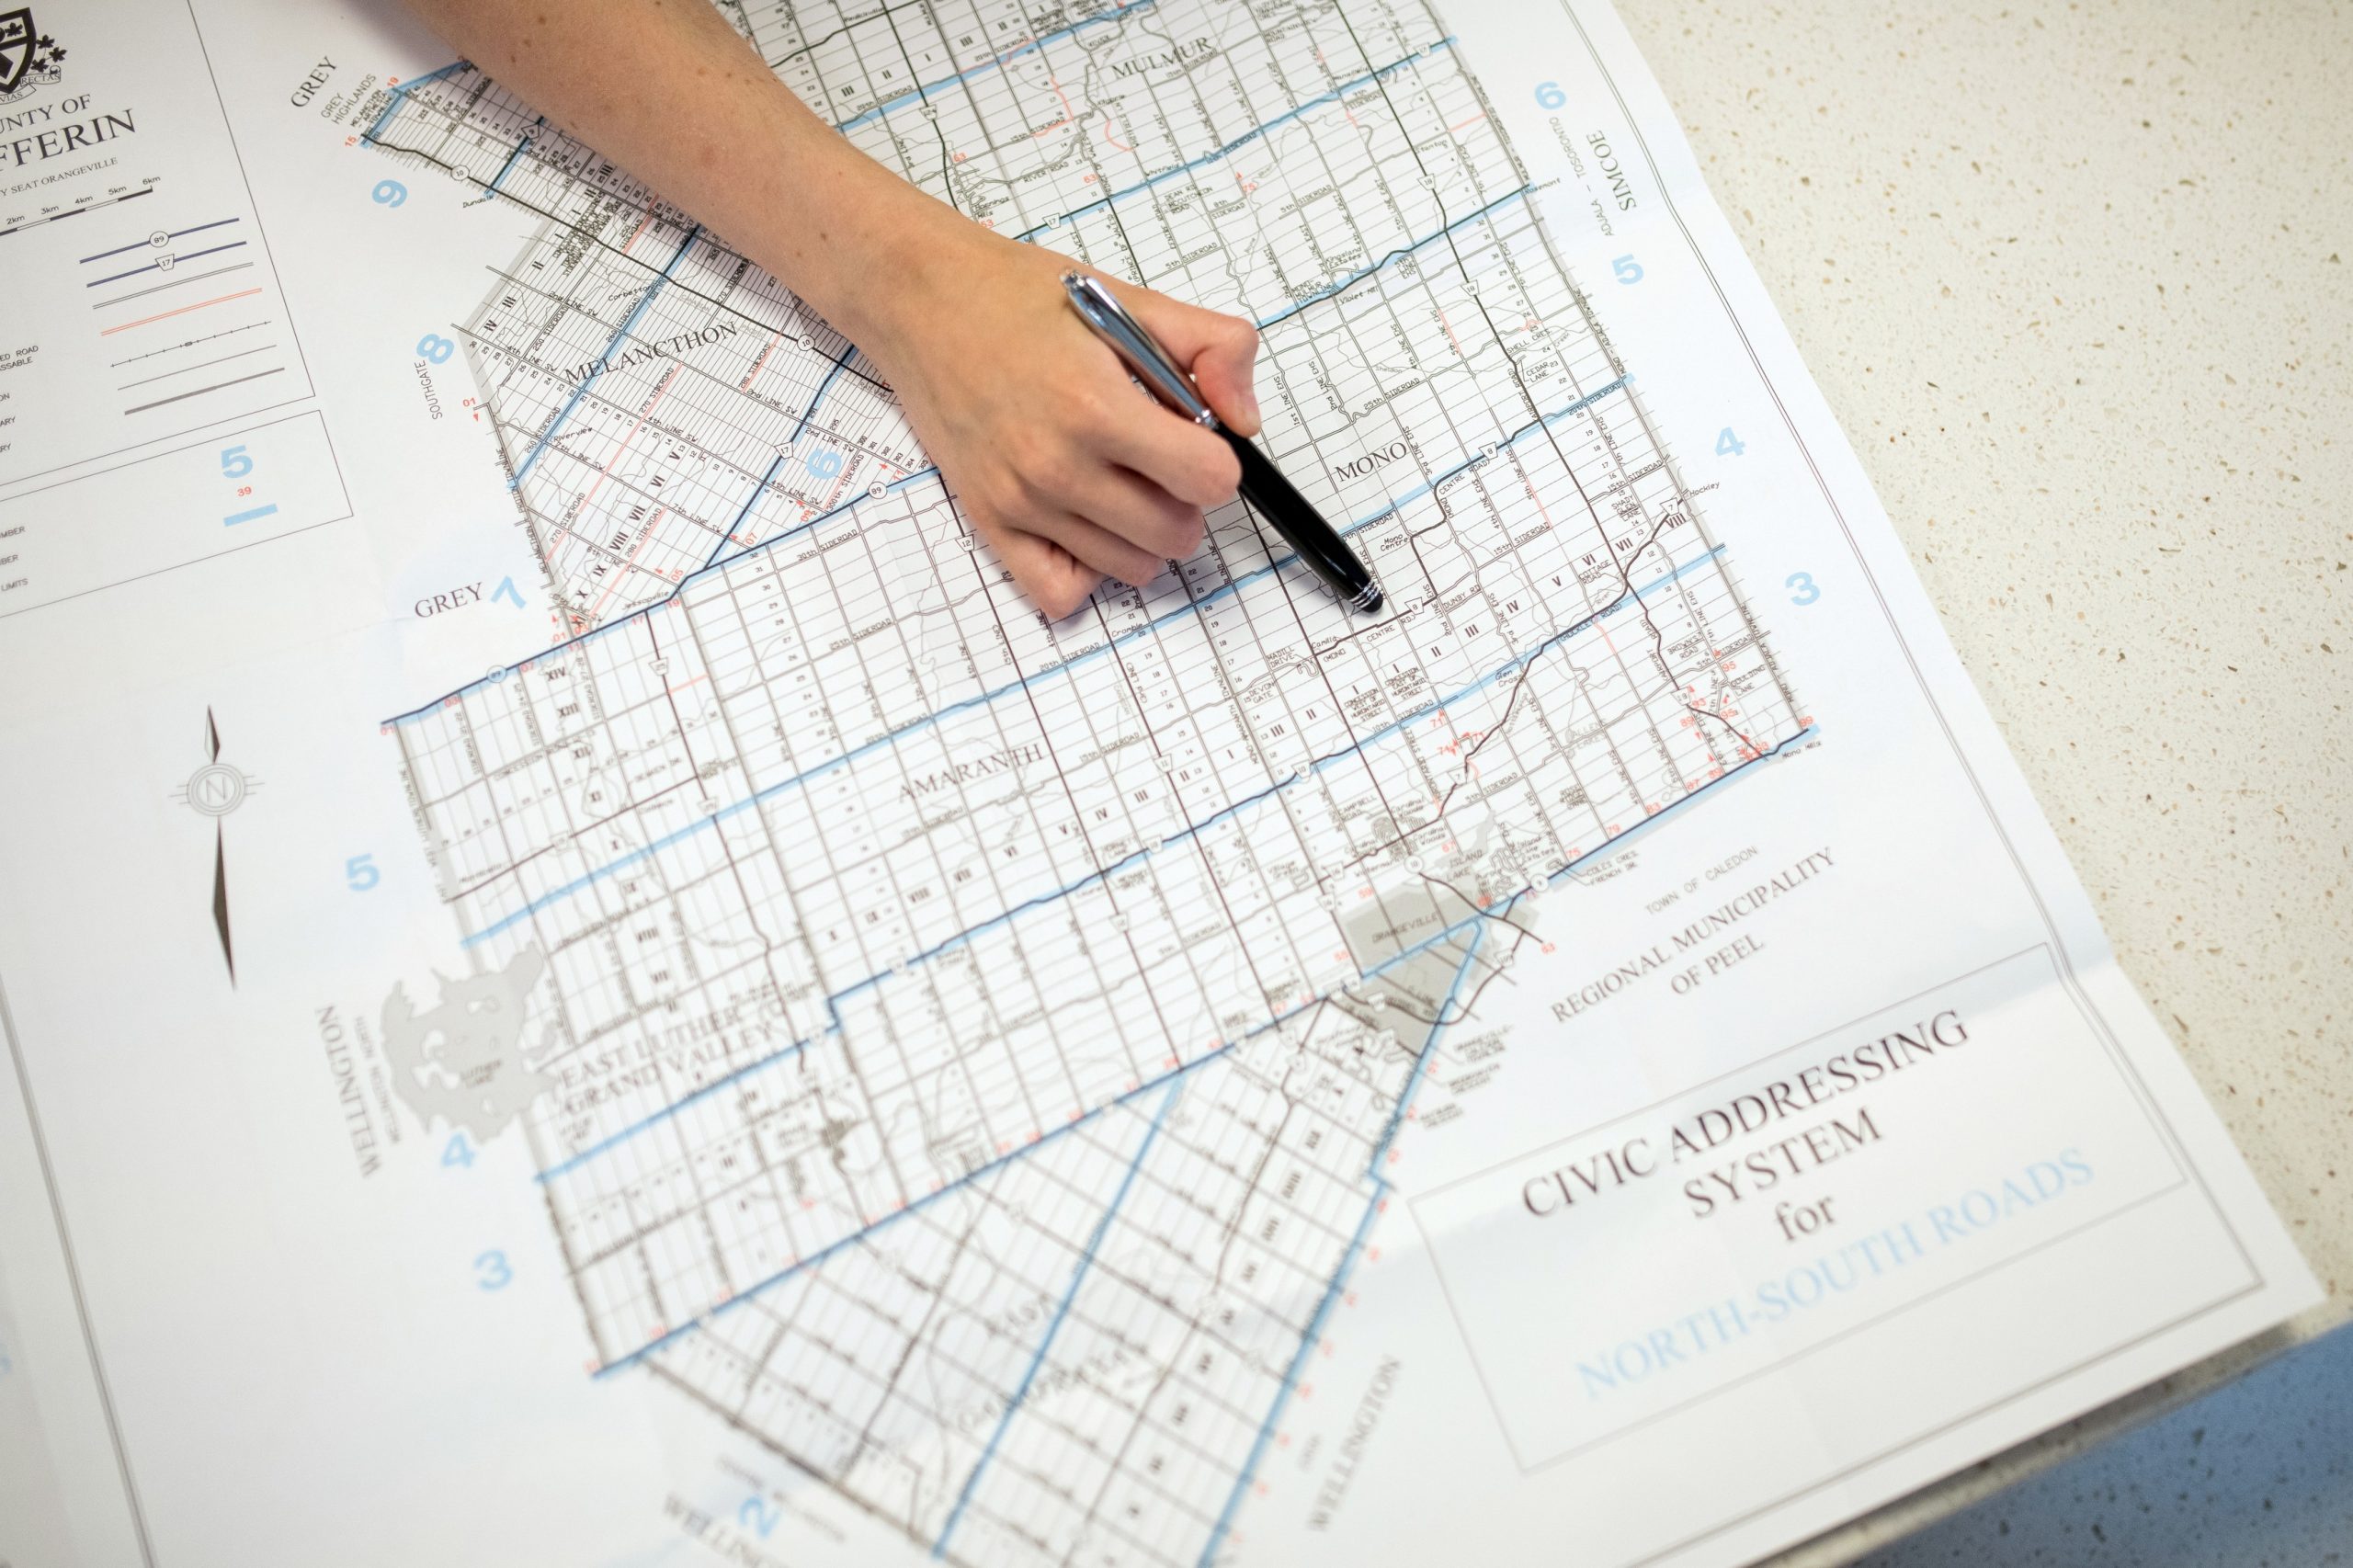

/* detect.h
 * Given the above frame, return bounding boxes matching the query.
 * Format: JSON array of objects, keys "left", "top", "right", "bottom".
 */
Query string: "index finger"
[{"left": 988, "top": 517, "right": 1100, "bottom": 619}]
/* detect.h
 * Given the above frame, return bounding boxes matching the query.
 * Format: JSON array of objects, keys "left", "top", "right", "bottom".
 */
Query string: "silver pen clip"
[{"left": 1062, "top": 272, "right": 1220, "bottom": 428}]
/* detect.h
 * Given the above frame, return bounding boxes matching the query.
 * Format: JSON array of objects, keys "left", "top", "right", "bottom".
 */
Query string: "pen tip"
[{"left": 1356, "top": 586, "right": 1383, "bottom": 614}]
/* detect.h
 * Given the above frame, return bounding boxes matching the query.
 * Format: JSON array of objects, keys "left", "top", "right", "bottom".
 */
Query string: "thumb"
[{"left": 1115, "top": 282, "right": 1264, "bottom": 437}]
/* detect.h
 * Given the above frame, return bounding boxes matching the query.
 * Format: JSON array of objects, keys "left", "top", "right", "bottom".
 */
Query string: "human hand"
[{"left": 848, "top": 214, "right": 1263, "bottom": 618}]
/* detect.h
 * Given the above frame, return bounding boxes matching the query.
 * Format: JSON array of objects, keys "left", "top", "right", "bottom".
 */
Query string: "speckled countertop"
[{"left": 1608, "top": 0, "right": 2349, "bottom": 1558}]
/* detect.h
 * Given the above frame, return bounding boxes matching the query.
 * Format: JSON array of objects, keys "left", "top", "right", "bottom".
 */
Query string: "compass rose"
[{"left": 170, "top": 708, "right": 260, "bottom": 984}]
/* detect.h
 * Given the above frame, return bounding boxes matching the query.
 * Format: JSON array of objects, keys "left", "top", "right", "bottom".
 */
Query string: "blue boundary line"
[
  {"left": 1013, "top": 40, "right": 1454, "bottom": 244},
  {"left": 593, "top": 1022, "right": 1233, "bottom": 1375},
  {"left": 694, "top": 344, "right": 859, "bottom": 571},
  {"left": 458, "top": 373, "right": 1633, "bottom": 951},
  {"left": 595, "top": 1059, "right": 1211, "bottom": 1377},
  {"left": 507, "top": 226, "right": 704, "bottom": 489},
  {"left": 1258, "top": 185, "right": 1531, "bottom": 334},
  {"left": 368, "top": 41, "right": 1832, "bottom": 1543},
  {"left": 387, "top": 463, "right": 926, "bottom": 724},
  {"left": 372, "top": 36, "right": 1473, "bottom": 591},
  {"left": 704, "top": 454, "right": 788, "bottom": 569},
  {"left": 932, "top": 1075, "right": 1186, "bottom": 1557},
  {"left": 468, "top": 471, "right": 1684, "bottom": 988},
  {"left": 834, "top": 0, "right": 1159, "bottom": 135},
  {"left": 380, "top": 162, "right": 1544, "bottom": 728},
  {"left": 1196, "top": 717, "right": 1827, "bottom": 1563},
  {"left": 381, "top": 1, "right": 1156, "bottom": 157},
  {"left": 487, "top": 128, "right": 536, "bottom": 195},
  {"left": 362, "top": 59, "right": 467, "bottom": 146},
  {"left": 584, "top": 722, "right": 1813, "bottom": 1378},
  {"left": 1197, "top": 926, "right": 1486, "bottom": 1567},
  {"left": 790, "top": 348, "right": 858, "bottom": 446}
]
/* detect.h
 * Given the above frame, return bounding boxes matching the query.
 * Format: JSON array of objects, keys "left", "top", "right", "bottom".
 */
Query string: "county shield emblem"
[{"left": 0, "top": 11, "right": 33, "bottom": 97}]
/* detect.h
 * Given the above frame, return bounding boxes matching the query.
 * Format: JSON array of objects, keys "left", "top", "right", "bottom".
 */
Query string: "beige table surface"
[{"left": 1605, "top": 0, "right": 2349, "bottom": 1558}]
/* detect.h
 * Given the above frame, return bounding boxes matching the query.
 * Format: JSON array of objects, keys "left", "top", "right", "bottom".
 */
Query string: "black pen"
[{"left": 1062, "top": 273, "right": 1383, "bottom": 614}]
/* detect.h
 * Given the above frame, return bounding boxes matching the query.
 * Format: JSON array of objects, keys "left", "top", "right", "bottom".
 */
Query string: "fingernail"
[{"left": 1241, "top": 388, "right": 1261, "bottom": 427}]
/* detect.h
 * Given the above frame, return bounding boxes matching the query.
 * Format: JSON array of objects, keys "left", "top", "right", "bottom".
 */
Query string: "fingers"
[
  {"left": 1058, "top": 458, "right": 1208, "bottom": 563},
  {"left": 922, "top": 260, "right": 1261, "bottom": 621},
  {"left": 1023, "top": 506, "right": 1169, "bottom": 589},
  {"left": 1113, "top": 280, "right": 1264, "bottom": 437},
  {"left": 995, "top": 391, "right": 1211, "bottom": 572},
  {"left": 984, "top": 520, "right": 1099, "bottom": 619},
  {"left": 968, "top": 480, "right": 1164, "bottom": 597},
  {"left": 1091, "top": 377, "right": 1242, "bottom": 511}
]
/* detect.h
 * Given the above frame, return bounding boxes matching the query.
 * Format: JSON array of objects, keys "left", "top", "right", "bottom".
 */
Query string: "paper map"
[{"left": 0, "top": 0, "right": 2315, "bottom": 1565}]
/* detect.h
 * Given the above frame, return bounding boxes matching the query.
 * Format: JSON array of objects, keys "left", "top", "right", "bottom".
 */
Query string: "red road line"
[
  {"left": 582, "top": 506, "right": 667, "bottom": 623},
  {"left": 575, "top": 368, "right": 682, "bottom": 621},
  {"left": 739, "top": 330, "right": 783, "bottom": 390},
  {"left": 1032, "top": 74, "right": 1076, "bottom": 138},
  {"left": 100, "top": 287, "right": 263, "bottom": 336},
  {"left": 577, "top": 365, "right": 678, "bottom": 514}
]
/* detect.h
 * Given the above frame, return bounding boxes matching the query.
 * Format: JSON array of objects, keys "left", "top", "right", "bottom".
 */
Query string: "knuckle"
[
  {"left": 1149, "top": 502, "right": 1204, "bottom": 558},
  {"left": 1051, "top": 381, "right": 1100, "bottom": 430},
  {"left": 1007, "top": 465, "right": 1053, "bottom": 510},
  {"left": 1033, "top": 447, "right": 1085, "bottom": 500},
  {"left": 980, "top": 477, "right": 1032, "bottom": 528},
  {"left": 1117, "top": 490, "right": 1174, "bottom": 549},
  {"left": 1143, "top": 514, "right": 1203, "bottom": 564},
  {"left": 1007, "top": 431, "right": 1063, "bottom": 490}
]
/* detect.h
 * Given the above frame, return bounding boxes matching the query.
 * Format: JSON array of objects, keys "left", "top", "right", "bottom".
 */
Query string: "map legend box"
[{"left": 0, "top": 409, "right": 350, "bottom": 618}]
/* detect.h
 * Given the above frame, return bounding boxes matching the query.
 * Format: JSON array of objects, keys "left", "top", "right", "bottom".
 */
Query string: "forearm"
[
  {"left": 397, "top": 0, "right": 1262, "bottom": 620},
  {"left": 398, "top": 0, "right": 954, "bottom": 346}
]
